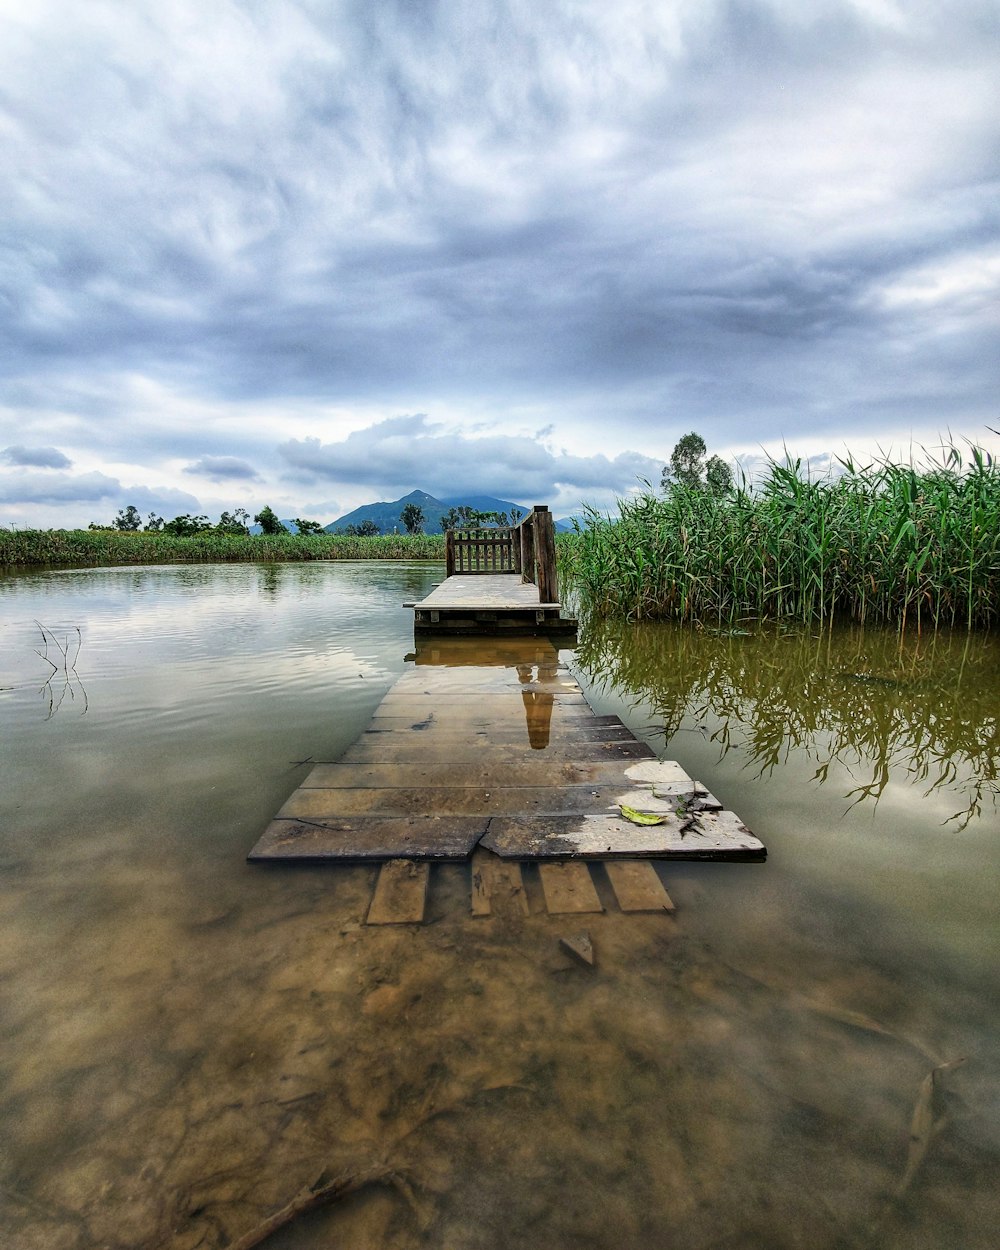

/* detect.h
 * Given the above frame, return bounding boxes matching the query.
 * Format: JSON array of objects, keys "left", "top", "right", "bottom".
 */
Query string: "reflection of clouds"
[{"left": 576, "top": 620, "right": 999, "bottom": 830}]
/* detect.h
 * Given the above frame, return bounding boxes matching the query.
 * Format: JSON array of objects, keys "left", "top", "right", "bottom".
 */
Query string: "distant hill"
[{"left": 324, "top": 490, "right": 539, "bottom": 535}]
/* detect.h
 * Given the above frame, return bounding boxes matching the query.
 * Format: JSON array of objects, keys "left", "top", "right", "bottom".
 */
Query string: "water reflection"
[
  {"left": 407, "top": 637, "right": 575, "bottom": 749},
  {"left": 575, "top": 619, "right": 1000, "bottom": 829},
  {"left": 2, "top": 568, "right": 997, "bottom": 1250}
]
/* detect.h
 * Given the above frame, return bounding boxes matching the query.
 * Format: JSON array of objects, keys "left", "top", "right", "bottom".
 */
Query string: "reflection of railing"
[
  {"left": 445, "top": 505, "right": 559, "bottom": 603},
  {"left": 575, "top": 619, "right": 999, "bottom": 829},
  {"left": 408, "top": 636, "right": 565, "bottom": 748}
]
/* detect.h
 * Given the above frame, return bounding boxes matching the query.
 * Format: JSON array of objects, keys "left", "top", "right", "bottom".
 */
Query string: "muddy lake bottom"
[{"left": 1, "top": 562, "right": 998, "bottom": 1248}]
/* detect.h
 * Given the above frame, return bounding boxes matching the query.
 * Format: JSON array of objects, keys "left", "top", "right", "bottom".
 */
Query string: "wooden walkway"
[
  {"left": 248, "top": 639, "right": 765, "bottom": 912},
  {"left": 411, "top": 505, "right": 576, "bottom": 634},
  {"left": 409, "top": 572, "right": 575, "bottom": 633}
]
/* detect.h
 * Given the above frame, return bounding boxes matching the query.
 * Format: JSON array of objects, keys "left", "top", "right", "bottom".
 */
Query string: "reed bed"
[
  {"left": 561, "top": 446, "right": 1000, "bottom": 630},
  {"left": 0, "top": 529, "right": 446, "bottom": 568}
]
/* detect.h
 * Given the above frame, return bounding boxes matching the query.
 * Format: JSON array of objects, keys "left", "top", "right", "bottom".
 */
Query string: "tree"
[
  {"left": 341, "top": 520, "right": 380, "bottom": 536},
  {"left": 254, "top": 506, "right": 287, "bottom": 535},
  {"left": 217, "top": 508, "right": 250, "bottom": 535},
  {"left": 661, "top": 432, "right": 733, "bottom": 496},
  {"left": 292, "top": 518, "right": 324, "bottom": 535},
  {"left": 662, "top": 433, "right": 707, "bottom": 490},
  {"left": 114, "top": 505, "right": 142, "bottom": 531},
  {"left": 145, "top": 513, "right": 164, "bottom": 532},
  {"left": 162, "top": 514, "right": 212, "bottom": 536},
  {"left": 400, "top": 503, "right": 425, "bottom": 534},
  {"left": 705, "top": 455, "right": 734, "bottom": 497}
]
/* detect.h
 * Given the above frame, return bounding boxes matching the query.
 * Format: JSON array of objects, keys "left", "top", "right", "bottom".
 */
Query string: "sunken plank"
[
  {"left": 366, "top": 859, "right": 430, "bottom": 924},
  {"left": 337, "top": 739, "right": 654, "bottom": 765},
  {"left": 538, "top": 862, "right": 604, "bottom": 914},
  {"left": 470, "top": 848, "right": 530, "bottom": 918},
  {"left": 248, "top": 816, "right": 486, "bottom": 861},
  {"left": 605, "top": 861, "right": 675, "bottom": 912},
  {"left": 299, "top": 760, "right": 646, "bottom": 789}
]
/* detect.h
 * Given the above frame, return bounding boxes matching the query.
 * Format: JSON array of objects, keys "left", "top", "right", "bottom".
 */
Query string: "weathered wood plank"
[
  {"left": 247, "top": 816, "right": 486, "bottom": 861},
  {"left": 299, "top": 760, "right": 646, "bottom": 789},
  {"left": 355, "top": 723, "right": 637, "bottom": 745},
  {"left": 278, "top": 784, "right": 626, "bottom": 819},
  {"left": 365, "top": 713, "right": 628, "bottom": 730},
  {"left": 337, "top": 739, "right": 654, "bottom": 765},
  {"left": 482, "top": 811, "right": 766, "bottom": 861},
  {"left": 470, "top": 848, "right": 530, "bottom": 918},
  {"left": 413, "top": 573, "right": 560, "bottom": 609},
  {"left": 538, "top": 862, "right": 603, "bottom": 914},
  {"left": 605, "top": 861, "right": 675, "bottom": 912},
  {"left": 366, "top": 859, "right": 430, "bottom": 924}
]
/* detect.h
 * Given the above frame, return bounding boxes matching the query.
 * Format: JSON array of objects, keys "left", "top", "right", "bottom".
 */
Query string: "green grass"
[
  {"left": 0, "top": 529, "right": 447, "bottom": 567},
  {"left": 560, "top": 443, "right": 1000, "bottom": 631}
]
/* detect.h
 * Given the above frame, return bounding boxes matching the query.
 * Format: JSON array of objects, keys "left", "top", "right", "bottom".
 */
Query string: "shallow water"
[{"left": 1, "top": 563, "right": 997, "bottom": 1249}]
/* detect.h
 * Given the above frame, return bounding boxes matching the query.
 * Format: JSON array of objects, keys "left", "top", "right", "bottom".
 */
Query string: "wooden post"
[
  {"left": 445, "top": 529, "right": 456, "bottom": 577},
  {"left": 534, "top": 506, "right": 558, "bottom": 604},
  {"left": 519, "top": 511, "right": 536, "bottom": 585}
]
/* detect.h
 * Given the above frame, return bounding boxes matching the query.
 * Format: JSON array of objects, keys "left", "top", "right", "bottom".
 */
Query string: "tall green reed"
[
  {"left": 0, "top": 529, "right": 447, "bottom": 567},
  {"left": 560, "top": 443, "right": 999, "bottom": 631}
]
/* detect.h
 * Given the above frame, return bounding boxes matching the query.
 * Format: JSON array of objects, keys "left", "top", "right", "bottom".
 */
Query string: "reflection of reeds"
[
  {"left": 575, "top": 619, "right": 999, "bottom": 829},
  {"left": 34, "top": 622, "right": 88, "bottom": 718},
  {"left": 561, "top": 443, "right": 1000, "bottom": 631}
]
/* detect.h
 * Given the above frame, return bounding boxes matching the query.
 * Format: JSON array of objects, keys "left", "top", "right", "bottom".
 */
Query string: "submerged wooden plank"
[
  {"left": 538, "top": 862, "right": 604, "bottom": 914},
  {"left": 300, "top": 760, "right": 644, "bottom": 789},
  {"left": 470, "top": 848, "right": 530, "bottom": 918},
  {"left": 605, "top": 861, "right": 675, "bottom": 912},
  {"left": 337, "top": 739, "right": 654, "bottom": 765},
  {"left": 366, "top": 859, "right": 429, "bottom": 924},
  {"left": 355, "top": 723, "right": 637, "bottom": 745},
  {"left": 247, "top": 816, "right": 486, "bottom": 861}
]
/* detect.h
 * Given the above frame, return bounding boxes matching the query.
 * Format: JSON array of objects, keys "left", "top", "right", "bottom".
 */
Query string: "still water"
[{"left": 1, "top": 562, "right": 997, "bottom": 1249}]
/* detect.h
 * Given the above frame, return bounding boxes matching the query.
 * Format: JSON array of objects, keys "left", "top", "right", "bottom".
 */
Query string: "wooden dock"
[
  {"left": 409, "top": 572, "right": 575, "bottom": 634},
  {"left": 410, "top": 505, "right": 576, "bottom": 635},
  {"left": 248, "top": 639, "right": 766, "bottom": 920}
]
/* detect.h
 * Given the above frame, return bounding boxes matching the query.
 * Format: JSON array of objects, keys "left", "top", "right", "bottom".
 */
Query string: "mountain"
[{"left": 325, "top": 490, "right": 536, "bottom": 535}]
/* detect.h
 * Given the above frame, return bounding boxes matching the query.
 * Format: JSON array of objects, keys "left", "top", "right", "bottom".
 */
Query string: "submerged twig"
[
  {"left": 223, "top": 1165, "right": 405, "bottom": 1250},
  {"left": 895, "top": 1056, "right": 966, "bottom": 1200},
  {"left": 33, "top": 622, "right": 88, "bottom": 718}
]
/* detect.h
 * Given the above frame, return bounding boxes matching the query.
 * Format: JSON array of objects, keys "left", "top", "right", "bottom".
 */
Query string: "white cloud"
[
  {"left": 0, "top": 0, "right": 997, "bottom": 527},
  {"left": 278, "top": 415, "right": 663, "bottom": 511}
]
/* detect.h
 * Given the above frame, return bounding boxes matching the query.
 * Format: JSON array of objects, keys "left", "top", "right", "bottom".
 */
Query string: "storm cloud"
[
  {"left": 2, "top": 446, "right": 73, "bottom": 469},
  {"left": 278, "top": 416, "right": 664, "bottom": 504},
  {"left": 183, "top": 456, "right": 262, "bottom": 482},
  {"left": 1, "top": 0, "right": 997, "bottom": 526}
]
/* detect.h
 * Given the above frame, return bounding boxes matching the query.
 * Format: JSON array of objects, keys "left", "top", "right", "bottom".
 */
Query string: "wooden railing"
[
  {"left": 445, "top": 526, "right": 520, "bottom": 574},
  {"left": 445, "top": 505, "right": 559, "bottom": 604}
]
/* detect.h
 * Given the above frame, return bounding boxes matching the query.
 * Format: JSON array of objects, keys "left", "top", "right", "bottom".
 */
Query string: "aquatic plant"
[{"left": 560, "top": 443, "right": 1000, "bottom": 631}]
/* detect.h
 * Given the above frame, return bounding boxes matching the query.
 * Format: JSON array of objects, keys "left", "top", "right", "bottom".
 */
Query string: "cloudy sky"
[{"left": 2, "top": 0, "right": 997, "bottom": 528}]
